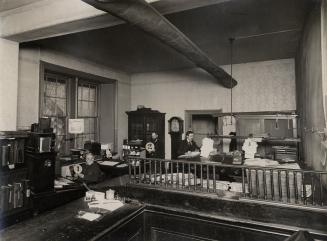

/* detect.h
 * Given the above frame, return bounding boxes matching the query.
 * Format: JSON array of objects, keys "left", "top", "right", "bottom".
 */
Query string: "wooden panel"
[
  {"left": 144, "top": 211, "right": 287, "bottom": 241},
  {"left": 152, "top": 227, "right": 218, "bottom": 241},
  {"left": 99, "top": 213, "right": 144, "bottom": 241}
]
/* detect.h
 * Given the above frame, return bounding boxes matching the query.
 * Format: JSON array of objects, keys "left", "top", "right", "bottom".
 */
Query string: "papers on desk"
[
  {"left": 77, "top": 211, "right": 101, "bottom": 221},
  {"left": 116, "top": 163, "right": 128, "bottom": 168},
  {"left": 178, "top": 151, "right": 200, "bottom": 159},
  {"left": 99, "top": 161, "right": 120, "bottom": 166},
  {"left": 88, "top": 200, "right": 124, "bottom": 211},
  {"left": 54, "top": 177, "right": 75, "bottom": 189}
]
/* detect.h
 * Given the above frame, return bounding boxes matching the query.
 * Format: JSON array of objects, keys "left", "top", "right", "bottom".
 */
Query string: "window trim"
[{"left": 39, "top": 62, "right": 110, "bottom": 154}]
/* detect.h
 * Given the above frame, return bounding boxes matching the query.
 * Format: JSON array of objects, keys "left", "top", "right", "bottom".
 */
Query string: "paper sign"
[{"left": 68, "top": 119, "right": 84, "bottom": 134}]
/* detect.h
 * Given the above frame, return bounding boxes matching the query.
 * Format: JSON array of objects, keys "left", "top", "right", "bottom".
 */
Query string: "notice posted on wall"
[{"left": 69, "top": 119, "right": 85, "bottom": 134}]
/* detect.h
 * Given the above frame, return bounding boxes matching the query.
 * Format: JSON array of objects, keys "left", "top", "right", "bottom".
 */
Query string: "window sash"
[{"left": 41, "top": 72, "right": 100, "bottom": 155}]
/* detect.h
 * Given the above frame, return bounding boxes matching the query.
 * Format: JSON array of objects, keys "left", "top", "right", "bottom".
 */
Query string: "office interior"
[{"left": 0, "top": 0, "right": 327, "bottom": 240}]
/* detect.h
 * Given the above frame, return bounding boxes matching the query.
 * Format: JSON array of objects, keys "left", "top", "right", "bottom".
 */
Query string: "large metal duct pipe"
[{"left": 82, "top": 0, "right": 237, "bottom": 88}]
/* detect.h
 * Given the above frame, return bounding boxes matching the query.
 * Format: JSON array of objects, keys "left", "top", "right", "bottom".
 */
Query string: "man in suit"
[
  {"left": 177, "top": 130, "right": 200, "bottom": 157},
  {"left": 146, "top": 132, "right": 163, "bottom": 159}
]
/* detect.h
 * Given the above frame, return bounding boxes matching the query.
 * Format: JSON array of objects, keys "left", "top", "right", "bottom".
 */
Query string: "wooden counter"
[{"left": 0, "top": 197, "right": 143, "bottom": 241}]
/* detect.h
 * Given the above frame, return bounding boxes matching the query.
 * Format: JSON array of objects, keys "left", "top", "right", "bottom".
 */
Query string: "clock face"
[{"left": 171, "top": 119, "right": 180, "bottom": 132}]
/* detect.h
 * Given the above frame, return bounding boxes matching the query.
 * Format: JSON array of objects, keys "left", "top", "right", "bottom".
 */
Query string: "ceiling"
[
  {"left": 0, "top": 0, "right": 40, "bottom": 12},
  {"left": 22, "top": 0, "right": 314, "bottom": 73}
]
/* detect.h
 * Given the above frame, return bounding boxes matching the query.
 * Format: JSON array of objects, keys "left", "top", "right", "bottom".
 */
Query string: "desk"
[{"left": 0, "top": 197, "right": 143, "bottom": 241}]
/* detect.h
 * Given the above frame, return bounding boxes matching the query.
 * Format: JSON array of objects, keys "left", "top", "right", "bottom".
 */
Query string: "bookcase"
[
  {"left": 0, "top": 132, "right": 31, "bottom": 228},
  {"left": 126, "top": 108, "right": 165, "bottom": 159}
]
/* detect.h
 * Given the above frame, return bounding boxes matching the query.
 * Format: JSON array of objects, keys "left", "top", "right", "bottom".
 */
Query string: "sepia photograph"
[{"left": 0, "top": 0, "right": 326, "bottom": 240}]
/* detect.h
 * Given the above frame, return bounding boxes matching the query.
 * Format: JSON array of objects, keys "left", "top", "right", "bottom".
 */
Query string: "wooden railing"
[{"left": 127, "top": 157, "right": 327, "bottom": 208}]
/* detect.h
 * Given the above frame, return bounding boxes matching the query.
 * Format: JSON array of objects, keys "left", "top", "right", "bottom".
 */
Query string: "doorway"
[{"left": 185, "top": 109, "right": 222, "bottom": 148}]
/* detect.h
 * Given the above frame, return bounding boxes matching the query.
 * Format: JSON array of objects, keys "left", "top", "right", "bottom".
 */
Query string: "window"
[
  {"left": 43, "top": 73, "right": 69, "bottom": 154},
  {"left": 41, "top": 71, "right": 99, "bottom": 155},
  {"left": 76, "top": 82, "right": 99, "bottom": 148}
]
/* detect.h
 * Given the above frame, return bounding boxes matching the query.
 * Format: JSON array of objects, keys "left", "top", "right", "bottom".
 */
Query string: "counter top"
[{"left": 0, "top": 197, "right": 143, "bottom": 241}]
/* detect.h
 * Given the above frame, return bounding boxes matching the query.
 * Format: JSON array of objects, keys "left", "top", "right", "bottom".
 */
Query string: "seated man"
[
  {"left": 78, "top": 152, "right": 104, "bottom": 184},
  {"left": 177, "top": 130, "right": 200, "bottom": 160},
  {"left": 146, "top": 132, "right": 163, "bottom": 159}
]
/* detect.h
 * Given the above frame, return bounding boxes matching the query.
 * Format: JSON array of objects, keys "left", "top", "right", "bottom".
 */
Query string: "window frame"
[
  {"left": 40, "top": 69, "right": 101, "bottom": 155},
  {"left": 75, "top": 79, "right": 101, "bottom": 149}
]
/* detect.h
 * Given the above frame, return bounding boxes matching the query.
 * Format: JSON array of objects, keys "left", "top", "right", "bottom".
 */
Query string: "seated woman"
[{"left": 78, "top": 152, "right": 104, "bottom": 184}]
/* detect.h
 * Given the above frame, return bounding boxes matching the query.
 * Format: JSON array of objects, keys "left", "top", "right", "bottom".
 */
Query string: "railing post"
[{"left": 128, "top": 158, "right": 132, "bottom": 184}]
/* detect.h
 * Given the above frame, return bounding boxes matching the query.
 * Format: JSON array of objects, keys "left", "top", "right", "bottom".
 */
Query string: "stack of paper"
[
  {"left": 78, "top": 212, "right": 101, "bottom": 221},
  {"left": 88, "top": 200, "right": 124, "bottom": 211}
]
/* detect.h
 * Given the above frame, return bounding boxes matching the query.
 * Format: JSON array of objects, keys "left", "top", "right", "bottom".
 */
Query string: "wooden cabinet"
[
  {"left": 126, "top": 108, "right": 165, "bottom": 158},
  {"left": 0, "top": 132, "right": 31, "bottom": 228}
]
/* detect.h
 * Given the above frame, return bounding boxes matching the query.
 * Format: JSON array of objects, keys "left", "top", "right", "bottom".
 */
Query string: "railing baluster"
[
  {"left": 200, "top": 164, "right": 203, "bottom": 190},
  {"left": 154, "top": 159, "right": 157, "bottom": 186},
  {"left": 286, "top": 170, "right": 290, "bottom": 203},
  {"left": 311, "top": 172, "right": 315, "bottom": 205},
  {"left": 255, "top": 169, "right": 259, "bottom": 198},
  {"left": 133, "top": 159, "right": 136, "bottom": 184},
  {"left": 270, "top": 169, "right": 274, "bottom": 201},
  {"left": 176, "top": 162, "right": 179, "bottom": 189},
  {"left": 143, "top": 159, "right": 147, "bottom": 183},
  {"left": 320, "top": 173, "right": 323, "bottom": 206},
  {"left": 149, "top": 160, "right": 152, "bottom": 184},
  {"left": 194, "top": 164, "right": 197, "bottom": 191},
  {"left": 128, "top": 159, "right": 132, "bottom": 184},
  {"left": 248, "top": 169, "right": 252, "bottom": 198},
  {"left": 138, "top": 159, "right": 142, "bottom": 184},
  {"left": 263, "top": 169, "right": 267, "bottom": 200},
  {"left": 171, "top": 161, "right": 174, "bottom": 188},
  {"left": 302, "top": 172, "right": 307, "bottom": 205},
  {"left": 165, "top": 161, "right": 168, "bottom": 188},
  {"left": 294, "top": 171, "right": 298, "bottom": 204},
  {"left": 188, "top": 163, "right": 191, "bottom": 190},
  {"left": 278, "top": 170, "right": 282, "bottom": 202},
  {"left": 207, "top": 164, "right": 210, "bottom": 192},
  {"left": 182, "top": 162, "right": 185, "bottom": 188},
  {"left": 242, "top": 168, "right": 246, "bottom": 197},
  {"left": 213, "top": 165, "right": 216, "bottom": 193},
  {"left": 159, "top": 160, "right": 162, "bottom": 186}
]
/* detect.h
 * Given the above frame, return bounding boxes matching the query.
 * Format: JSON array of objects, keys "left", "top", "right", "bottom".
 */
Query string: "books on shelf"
[{"left": 0, "top": 180, "right": 30, "bottom": 213}]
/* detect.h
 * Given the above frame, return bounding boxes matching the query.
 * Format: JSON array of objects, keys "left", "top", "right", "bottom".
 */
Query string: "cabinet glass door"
[{"left": 130, "top": 117, "right": 144, "bottom": 141}]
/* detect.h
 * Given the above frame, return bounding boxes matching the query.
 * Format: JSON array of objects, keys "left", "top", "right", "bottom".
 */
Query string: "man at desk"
[
  {"left": 177, "top": 131, "right": 200, "bottom": 160},
  {"left": 78, "top": 152, "right": 104, "bottom": 184},
  {"left": 146, "top": 132, "right": 163, "bottom": 159}
]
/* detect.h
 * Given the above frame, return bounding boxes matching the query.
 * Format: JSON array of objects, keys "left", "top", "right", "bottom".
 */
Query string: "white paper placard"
[{"left": 68, "top": 119, "right": 84, "bottom": 134}]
